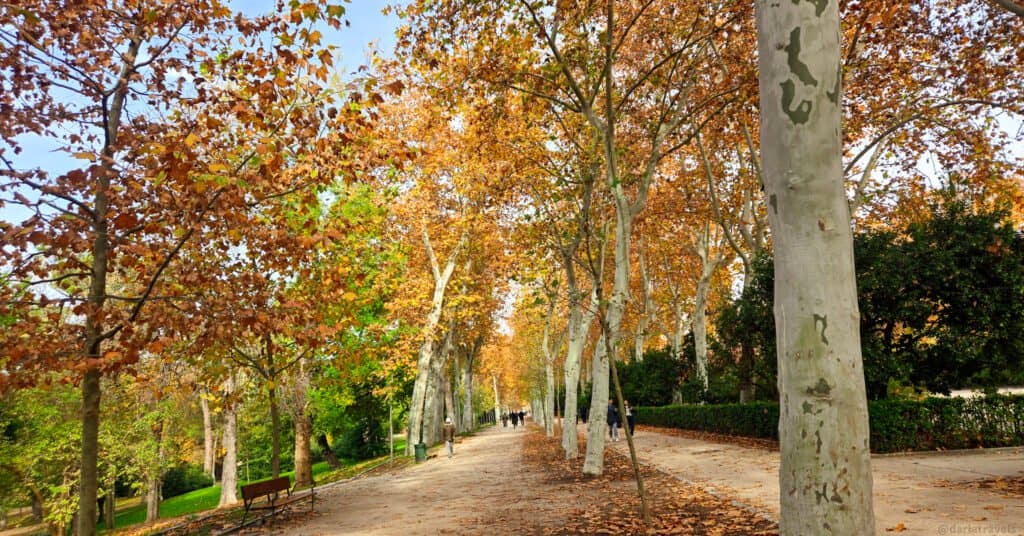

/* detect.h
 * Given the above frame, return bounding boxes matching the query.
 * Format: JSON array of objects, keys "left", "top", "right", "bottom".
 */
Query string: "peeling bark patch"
[
  {"left": 780, "top": 80, "right": 812, "bottom": 124},
  {"left": 831, "top": 486, "right": 844, "bottom": 503},
  {"left": 815, "top": 429, "right": 823, "bottom": 454},
  {"left": 827, "top": 64, "right": 841, "bottom": 104},
  {"left": 802, "top": 400, "right": 821, "bottom": 415},
  {"left": 770, "top": 194, "right": 778, "bottom": 214},
  {"left": 807, "top": 377, "right": 832, "bottom": 397},
  {"left": 815, "top": 482, "right": 828, "bottom": 504},
  {"left": 813, "top": 313, "right": 829, "bottom": 344},
  {"left": 784, "top": 28, "right": 818, "bottom": 87},
  {"left": 791, "top": 0, "right": 829, "bottom": 15},
  {"left": 809, "top": 0, "right": 829, "bottom": 16}
]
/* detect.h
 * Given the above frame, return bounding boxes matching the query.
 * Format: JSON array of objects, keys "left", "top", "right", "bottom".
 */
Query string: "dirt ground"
[
  {"left": 612, "top": 425, "right": 1024, "bottom": 536},
  {"left": 254, "top": 423, "right": 776, "bottom": 535}
]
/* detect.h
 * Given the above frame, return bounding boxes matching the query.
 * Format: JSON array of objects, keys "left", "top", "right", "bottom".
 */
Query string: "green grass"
[{"left": 103, "top": 446, "right": 411, "bottom": 532}]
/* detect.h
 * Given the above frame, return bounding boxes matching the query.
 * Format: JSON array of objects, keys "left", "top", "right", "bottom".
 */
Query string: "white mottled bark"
[
  {"left": 201, "top": 393, "right": 215, "bottom": 478},
  {"left": 218, "top": 375, "right": 238, "bottom": 507},
  {"left": 292, "top": 356, "right": 313, "bottom": 489},
  {"left": 562, "top": 287, "right": 596, "bottom": 458},
  {"left": 582, "top": 326, "right": 609, "bottom": 475},
  {"left": 633, "top": 242, "right": 655, "bottom": 361},
  {"left": 406, "top": 228, "right": 464, "bottom": 453},
  {"left": 756, "top": 0, "right": 875, "bottom": 533},
  {"left": 542, "top": 298, "right": 556, "bottom": 437},
  {"left": 144, "top": 424, "right": 162, "bottom": 523},
  {"left": 693, "top": 223, "right": 725, "bottom": 393}
]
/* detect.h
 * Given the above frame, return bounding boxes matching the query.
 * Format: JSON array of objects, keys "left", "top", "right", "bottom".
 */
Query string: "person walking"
[
  {"left": 443, "top": 417, "right": 457, "bottom": 458},
  {"left": 501, "top": 412, "right": 508, "bottom": 428},
  {"left": 511, "top": 410, "right": 519, "bottom": 429},
  {"left": 518, "top": 410, "right": 526, "bottom": 427},
  {"left": 607, "top": 399, "right": 620, "bottom": 442},
  {"left": 624, "top": 400, "right": 635, "bottom": 436}
]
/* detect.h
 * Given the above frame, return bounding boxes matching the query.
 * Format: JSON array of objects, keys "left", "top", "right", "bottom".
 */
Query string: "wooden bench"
[{"left": 239, "top": 476, "right": 314, "bottom": 527}]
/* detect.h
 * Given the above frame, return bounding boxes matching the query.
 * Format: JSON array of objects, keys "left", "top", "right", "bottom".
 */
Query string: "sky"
[{"left": 0, "top": 1, "right": 404, "bottom": 226}]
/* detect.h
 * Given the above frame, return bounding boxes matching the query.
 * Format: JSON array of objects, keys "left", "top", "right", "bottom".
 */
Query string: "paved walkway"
[{"left": 609, "top": 426, "right": 1024, "bottom": 535}]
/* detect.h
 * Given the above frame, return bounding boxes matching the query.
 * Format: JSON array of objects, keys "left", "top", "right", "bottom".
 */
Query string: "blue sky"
[
  {"left": 233, "top": 1, "right": 402, "bottom": 74},
  {"left": 0, "top": 1, "right": 403, "bottom": 225}
]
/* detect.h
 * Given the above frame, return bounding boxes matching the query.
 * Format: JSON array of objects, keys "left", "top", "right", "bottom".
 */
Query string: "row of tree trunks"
[{"left": 406, "top": 228, "right": 464, "bottom": 454}]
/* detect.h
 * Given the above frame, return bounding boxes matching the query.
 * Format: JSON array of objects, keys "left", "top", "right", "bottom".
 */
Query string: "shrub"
[
  {"left": 161, "top": 464, "right": 213, "bottom": 499},
  {"left": 636, "top": 395, "right": 1024, "bottom": 453}
]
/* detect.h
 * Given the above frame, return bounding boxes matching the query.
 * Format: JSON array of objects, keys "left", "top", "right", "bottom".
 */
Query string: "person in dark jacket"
[
  {"left": 443, "top": 417, "right": 457, "bottom": 458},
  {"left": 607, "top": 399, "right": 620, "bottom": 442}
]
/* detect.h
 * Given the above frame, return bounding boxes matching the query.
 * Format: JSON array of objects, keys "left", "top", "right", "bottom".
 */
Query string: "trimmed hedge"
[{"left": 636, "top": 395, "right": 1024, "bottom": 453}]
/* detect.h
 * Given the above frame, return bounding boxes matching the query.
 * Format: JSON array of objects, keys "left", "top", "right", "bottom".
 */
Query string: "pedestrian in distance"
[
  {"left": 624, "top": 400, "right": 635, "bottom": 436},
  {"left": 518, "top": 410, "right": 526, "bottom": 427},
  {"left": 607, "top": 399, "right": 620, "bottom": 442},
  {"left": 511, "top": 411, "right": 519, "bottom": 429},
  {"left": 443, "top": 416, "right": 457, "bottom": 458},
  {"left": 501, "top": 412, "right": 508, "bottom": 428}
]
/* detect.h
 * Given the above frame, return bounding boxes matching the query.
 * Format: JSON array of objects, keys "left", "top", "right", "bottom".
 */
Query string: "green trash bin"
[{"left": 414, "top": 442, "right": 427, "bottom": 463}]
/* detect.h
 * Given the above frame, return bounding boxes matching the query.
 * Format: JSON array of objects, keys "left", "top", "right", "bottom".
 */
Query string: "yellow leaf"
[
  {"left": 73, "top": 152, "right": 96, "bottom": 161},
  {"left": 209, "top": 162, "right": 228, "bottom": 173},
  {"left": 342, "top": 291, "right": 358, "bottom": 301},
  {"left": 184, "top": 133, "right": 199, "bottom": 147},
  {"left": 266, "top": 380, "right": 276, "bottom": 391}
]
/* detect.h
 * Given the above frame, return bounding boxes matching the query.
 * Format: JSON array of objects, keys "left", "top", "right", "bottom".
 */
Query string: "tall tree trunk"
[
  {"left": 492, "top": 375, "right": 501, "bottom": 424},
  {"left": 79, "top": 368, "right": 102, "bottom": 535},
  {"left": 144, "top": 472, "right": 160, "bottom": 523},
  {"left": 264, "top": 335, "right": 281, "bottom": 479},
  {"left": 738, "top": 341, "right": 757, "bottom": 402},
  {"left": 693, "top": 223, "right": 724, "bottom": 394},
  {"left": 317, "top": 435, "right": 342, "bottom": 470},
  {"left": 406, "top": 229, "right": 463, "bottom": 453},
  {"left": 103, "top": 474, "right": 115, "bottom": 530},
  {"left": 669, "top": 297, "right": 688, "bottom": 358},
  {"left": 756, "top": 1, "right": 876, "bottom": 533},
  {"left": 423, "top": 328, "right": 454, "bottom": 446},
  {"left": 582, "top": 328, "right": 609, "bottom": 475},
  {"left": 77, "top": 30, "right": 142, "bottom": 536},
  {"left": 219, "top": 376, "right": 238, "bottom": 507},
  {"left": 634, "top": 241, "right": 654, "bottom": 361},
  {"left": 460, "top": 337, "right": 480, "bottom": 432},
  {"left": 292, "top": 357, "right": 313, "bottom": 488},
  {"left": 201, "top": 393, "right": 215, "bottom": 477},
  {"left": 145, "top": 418, "right": 164, "bottom": 523},
  {"left": 268, "top": 384, "right": 281, "bottom": 479},
  {"left": 542, "top": 297, "right": 556, "bottom": 438},
  {"left": 693, "top": 278, "right": 711, "bottom": 393},
  {"left": 560, "top": 290, "right": 591, "bottom": 458}
]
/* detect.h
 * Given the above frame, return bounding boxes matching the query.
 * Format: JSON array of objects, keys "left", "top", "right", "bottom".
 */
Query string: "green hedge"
[{"left": 636, "top": 395, "right": 1024, "bottom": 453}]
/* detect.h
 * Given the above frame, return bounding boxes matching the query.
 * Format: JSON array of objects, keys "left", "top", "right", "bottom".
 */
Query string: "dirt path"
[
  {"left": 267, "top": 424, "right": 547, "bottom": 535},
  {"left": 611, "top": 426, "right": 1024, "bottom": 535}
]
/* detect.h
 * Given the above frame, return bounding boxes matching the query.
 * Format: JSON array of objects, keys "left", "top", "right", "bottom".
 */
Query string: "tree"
[
  {"left": 0, "top": 2, "right": 352, "bottom": 532},
  {"left": 755, "top": 0, "right": 875, "bottom": 532}
]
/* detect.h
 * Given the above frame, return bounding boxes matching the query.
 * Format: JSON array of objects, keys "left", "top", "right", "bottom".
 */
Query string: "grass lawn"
[{"left": 104, "top": 443, "right": 411, "bottom": 532}]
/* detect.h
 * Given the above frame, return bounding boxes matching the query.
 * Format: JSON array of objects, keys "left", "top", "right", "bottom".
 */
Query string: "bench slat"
[{"left": 241, "top": 476, "right": 291, "bottom": 500}]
